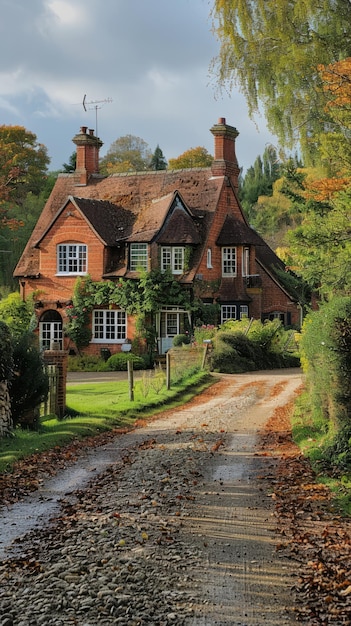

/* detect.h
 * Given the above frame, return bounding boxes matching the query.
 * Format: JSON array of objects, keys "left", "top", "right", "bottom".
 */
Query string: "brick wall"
[{"left": 42, "top": 350, "right": 68, "bottom": 418}]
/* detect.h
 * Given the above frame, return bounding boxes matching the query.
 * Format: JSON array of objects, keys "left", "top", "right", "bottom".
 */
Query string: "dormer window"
[
  {"left": 161, "top": 246, "right": 185, "bottom": 274},
  {"left": 222, "top": 246, "right": 236, "bottom": 276},
  {"left": 129, "top": 243, "right": 148, "bottom": 271},
  {"left": 57, "top": 244, "right": 87, "bottom": 275}
]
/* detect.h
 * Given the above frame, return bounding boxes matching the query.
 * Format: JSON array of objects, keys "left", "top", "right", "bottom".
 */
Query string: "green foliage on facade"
[{"left": 64, "top": 271, "right": 193, "bottom": 350}]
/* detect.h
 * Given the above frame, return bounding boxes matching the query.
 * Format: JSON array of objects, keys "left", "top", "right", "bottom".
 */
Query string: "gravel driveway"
[{"left": 0, "top": 369, "right": 303, "bottom": 626}]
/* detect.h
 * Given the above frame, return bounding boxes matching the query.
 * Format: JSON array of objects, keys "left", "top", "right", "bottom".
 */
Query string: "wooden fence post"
[
  {"left": 166, "top": 352, "right": 171, "bottom": 390},
  {"left": 128, "top": 360, "right": 134, "bottom": 401}
]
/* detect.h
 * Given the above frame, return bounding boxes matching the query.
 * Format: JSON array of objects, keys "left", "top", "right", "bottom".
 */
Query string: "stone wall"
[{"left": 0, "top": 380, "right": 12, "bottom": 437}]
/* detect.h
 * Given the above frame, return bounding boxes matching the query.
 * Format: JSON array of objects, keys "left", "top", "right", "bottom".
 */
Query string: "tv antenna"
[{"left": 82, "top": 94, "right": 112, "bottom": 138}]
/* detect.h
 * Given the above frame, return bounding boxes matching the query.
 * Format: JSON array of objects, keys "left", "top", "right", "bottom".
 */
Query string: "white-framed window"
[
  {"left": 130, "top": 243, "right": 148, "bottom": 271},
  {"left": 206, "top": 248, "right": 213, "bottom": 268},
  {"left": 92, "top": 309, "right": 127, "bottom": 342},
  {"left": 221, "top": 304, "right": 237, "bottom": 324},
  {"left": 39, "top": 310, "right": 63, "bottom": 350},
  {"left": 222, "top": 247, "right": 237, "bottom": 276},
  {"left": 242, "top": 247, "right": 250, "bottom": 276},
  {"left": 240, "top": 305, "right": 249, "bottom": 319},
  {"left": 161, "top": 246, "right": 185, "bottom": 274},
  {"left": 57, "top": 244, "right": 87, "bottom": 275}
]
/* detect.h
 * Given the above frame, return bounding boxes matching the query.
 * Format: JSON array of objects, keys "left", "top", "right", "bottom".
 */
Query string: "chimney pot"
[
  {"left": 80, "top": 126, "right": 88, "bottom": 134},
  {"left": 89, "top": 129, "right": 94, "bottom": 136},
  {"left": 218, "top": 117, "right": 226, "bottom": 125}
]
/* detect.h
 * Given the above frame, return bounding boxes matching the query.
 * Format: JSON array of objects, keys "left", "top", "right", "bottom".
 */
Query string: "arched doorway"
[{"left": 39, "top": 310, "right": 63, "bottom": 350}]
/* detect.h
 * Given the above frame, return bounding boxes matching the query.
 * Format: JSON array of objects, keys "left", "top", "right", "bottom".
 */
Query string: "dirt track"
[{"left": 0, "top": 369, "right": 303, "bottom": 625}]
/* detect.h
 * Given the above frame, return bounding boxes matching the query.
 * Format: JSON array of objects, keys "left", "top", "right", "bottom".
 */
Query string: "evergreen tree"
[
  {"left": 150, "top": 145, "right": 167, "bottom": 170},
  {"left": 239, "top": 146, "right": 282, "bottom": 221}
]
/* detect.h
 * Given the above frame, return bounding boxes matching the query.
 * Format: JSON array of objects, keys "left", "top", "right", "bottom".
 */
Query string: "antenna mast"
[{"left": 82, "top": 95, "right": 112, "bottom": 137}]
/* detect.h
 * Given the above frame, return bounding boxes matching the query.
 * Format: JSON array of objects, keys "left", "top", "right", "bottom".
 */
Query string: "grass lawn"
[{"left": 0, "top": 370, "right": 214, "bottom": 474}]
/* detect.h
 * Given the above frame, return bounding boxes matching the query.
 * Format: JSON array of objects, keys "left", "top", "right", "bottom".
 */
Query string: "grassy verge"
[
  {"left": 291, "top": 390, "right": 351, "bottom": 515},
  {"left": 0, "top": 370, "right": 214, "bottom": 474}
]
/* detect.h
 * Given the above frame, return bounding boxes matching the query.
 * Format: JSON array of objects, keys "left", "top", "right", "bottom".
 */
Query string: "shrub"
[
  {"left": 68, "top": 355, "right": 104, "bottom": 372},
  {"left": 173, "top": 333, "right": 190, "bottom": 347},
  {"left": 210, "top": 332, "right": 257, "bottom": 373},
  {"left": 103, "top": 352, "right": 146, "bottom": 371},
  {"left": 300, "top": 296, "right": 351, "bottom": 429},
  {"left": 0, "top": 321, "right": 13, "bottom": 381},
  {"left": 209, "top": 325, "right": 300, "bottom": 374},
  {"left": 0, "top": 292, "right": 34, "bottom": 339},
  {"left": 9, "top": 332, "right": 49, "bottom": 429}
]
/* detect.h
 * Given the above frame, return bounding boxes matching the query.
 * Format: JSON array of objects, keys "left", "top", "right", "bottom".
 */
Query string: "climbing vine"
[{"left": 64, "top": 270, "right": 193, "bottom": 349}]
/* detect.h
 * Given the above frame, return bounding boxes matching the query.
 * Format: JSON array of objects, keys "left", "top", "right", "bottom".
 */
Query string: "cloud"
[{"left": 0, "top": 0, "right": 278, "bottom": 171}]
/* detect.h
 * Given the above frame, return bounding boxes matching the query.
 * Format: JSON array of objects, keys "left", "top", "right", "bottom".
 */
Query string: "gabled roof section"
[
  {"left": 72, "top": 197, "right": 135, "bottom": 244},
  {"left": 126, "top": 192, "right": 174, "bottom": 242},
  {"left": 34, "top": 196, "right": 135, "bottom": 248},
  {"left": 154, "top": 192, "right": 201, "bottom": 245},
  {"left": 216, "top": 214, "right": 264, "bottom": 247}
]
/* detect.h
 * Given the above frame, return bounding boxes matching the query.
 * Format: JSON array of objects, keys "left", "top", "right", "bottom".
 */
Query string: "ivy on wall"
[{"left": 64, "top": 270, "right": 193, "bottom": 349}]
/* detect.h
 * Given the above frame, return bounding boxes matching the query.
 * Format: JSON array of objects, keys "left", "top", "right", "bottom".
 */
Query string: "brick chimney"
[
  {"left": 72, "top": 126, "right": 103, "bottom": 185},
  {"left": 210, "top": 118, "right": 240, "bottom": 188}
]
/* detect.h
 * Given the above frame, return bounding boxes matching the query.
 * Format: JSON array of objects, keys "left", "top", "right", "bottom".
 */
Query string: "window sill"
[
  {"left": 91, "top": 339, "right": 126, "bottom": 344},
  {"left": 56, "top": 272, "right": 88, "bottom": 277}
]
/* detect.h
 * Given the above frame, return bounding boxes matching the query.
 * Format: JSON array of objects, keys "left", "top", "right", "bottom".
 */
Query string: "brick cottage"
[{"left": 14, "top": 118, "right": 301, "bottom": 357}]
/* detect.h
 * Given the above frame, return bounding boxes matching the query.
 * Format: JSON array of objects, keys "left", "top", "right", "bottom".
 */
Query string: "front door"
[
  {"left": 159, "top": 308, "right": 183, "bottom": 354},
  {"left": 39, "top": 310, "right": 63, "bottom": 350}
]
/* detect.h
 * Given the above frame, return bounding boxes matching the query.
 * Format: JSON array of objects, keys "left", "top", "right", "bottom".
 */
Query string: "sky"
[{"left": 0, "top": 0, "right": 278, "bottom": 174}]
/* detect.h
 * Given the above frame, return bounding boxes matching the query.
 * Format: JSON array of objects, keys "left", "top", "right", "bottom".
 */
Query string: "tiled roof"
[
  {"left": 216, "top": 214, "right": 264, "bottom": 246},
  {"left": 217, "top": 277, "right": 252, "bottom": 302},
  {"left": 14, "top": 168, "right": 222, "bottom": 277},
  {"left": 73, "top": 197, "right": 135, "bottom": 245}
]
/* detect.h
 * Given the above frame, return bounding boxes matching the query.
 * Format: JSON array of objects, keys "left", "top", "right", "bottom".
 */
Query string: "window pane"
[
  {"left": 242, "top": 247, "right": 250, "bottom": 277},
  {"left": 240, "top": 305, "right": 249, "bottom": 319},
  {"left": 166, "top": 313, "right": 178, "bottom": 335},
  {"left": 57, "top": 244, "right": 87, "bottom": 274},
  {"left": 222, "top": 247, "right": 236, "bottom": 275},
  {"left": 92, "top": 309, "right": 126, "bottom": 342},
  {"left": 161, "top": 247, "right": 172, "bottom": 271},
  {"left": 161, "top": 247, "right": 184, "bottom": 273},
  {"left": 173, "top": 247, "right": 184, "bottom": 273},
  {"left": 39, "top": 321, "right": 63, "bottom": 350},
  {"left": 221, "top": 305, "right": 236, "bottom": 324},
  {"left": 130, "top": 244, "right": 148, "bottom": 271}
]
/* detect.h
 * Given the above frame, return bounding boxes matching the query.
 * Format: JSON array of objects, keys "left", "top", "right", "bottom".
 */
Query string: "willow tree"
[{"left": 211, "top": 0, "right": 351, "bottom": 163}]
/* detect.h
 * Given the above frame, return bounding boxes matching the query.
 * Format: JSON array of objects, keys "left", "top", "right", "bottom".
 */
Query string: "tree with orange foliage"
[
  {"left": 0, "top": 126, "right": 50, "bottom": 288},
  {"left": 0, "top": 125, "right": 49, "bottom": 210}
]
